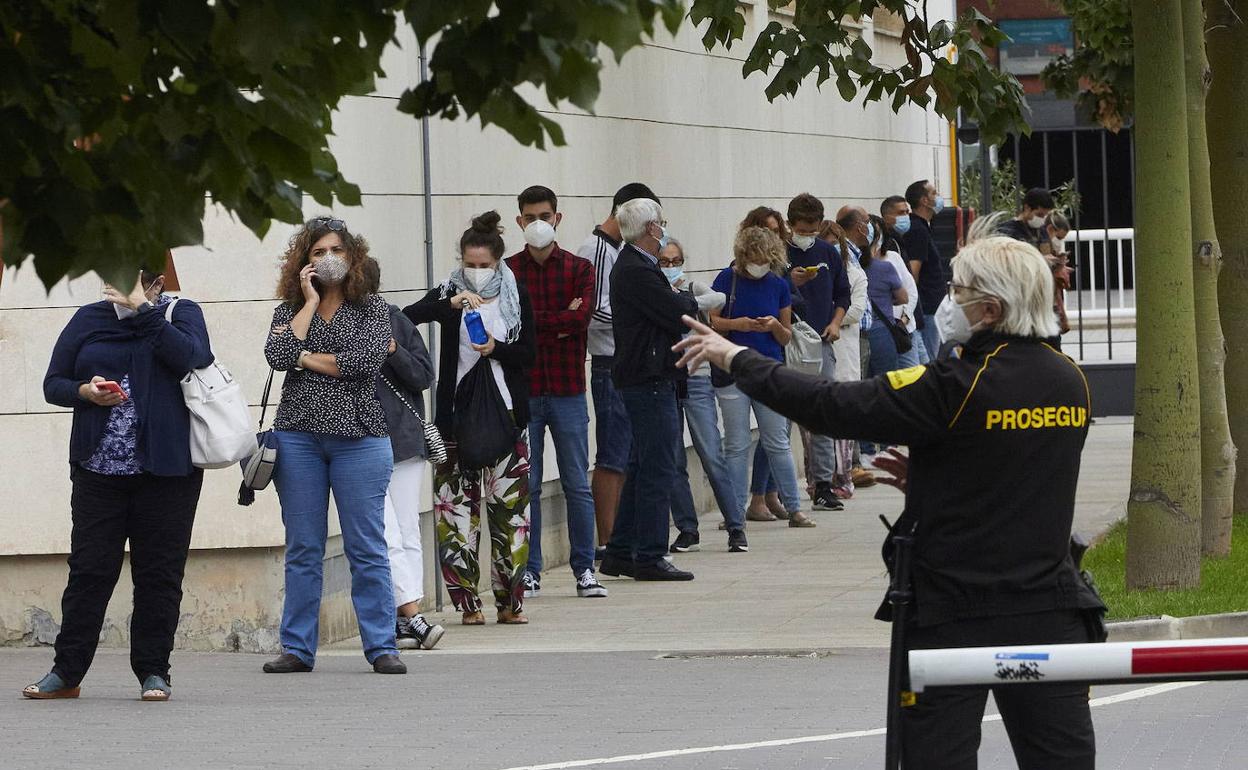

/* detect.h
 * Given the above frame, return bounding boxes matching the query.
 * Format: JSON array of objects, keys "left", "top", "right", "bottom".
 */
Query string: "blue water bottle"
[{"left": 463, "top": 301, "right": 489, "bottom": 345}]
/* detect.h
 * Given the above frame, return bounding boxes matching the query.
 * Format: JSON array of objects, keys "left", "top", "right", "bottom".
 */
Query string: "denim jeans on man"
[
  {"left": 607, "top": 382, "right": 682, "bottom": 565},
  {"left": 920, "top": 314, "right": 941, "bottom": 369},
  {"left": 274, "top": 431, "right": 396, "bottom": 666},
  {"left": 717, "top": 383, "right": 803, "bottom": 513},
  {"left": 590, "top": 356, "right": 631, "bottom": 473},
  {"left": 806, "top": 341, "right": 839, "bottom": 485},
  {"left": 526, "top": 394, "right": 596, "bottom": 576}
]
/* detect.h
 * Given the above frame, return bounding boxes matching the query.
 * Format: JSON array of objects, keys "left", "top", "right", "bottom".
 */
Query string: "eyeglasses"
[
  {"left": 309, "top": 216, "right": 347, "bottom": 232},
  {"left": 947, "top": 281, "right": 981, "bottom": 299},
  {"left": 658, "top": 258, "right": 684, "bottom": 268}
]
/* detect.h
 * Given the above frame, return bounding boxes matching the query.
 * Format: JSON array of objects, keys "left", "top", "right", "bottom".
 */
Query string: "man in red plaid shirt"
[{"left": 506, "top": 185, "right": 607, "bottom": 600}]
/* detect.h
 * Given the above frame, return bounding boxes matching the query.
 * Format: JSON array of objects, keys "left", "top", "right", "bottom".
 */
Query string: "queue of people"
[{"left": 30, "top": 175, "right": 1014, "bottom": 695}]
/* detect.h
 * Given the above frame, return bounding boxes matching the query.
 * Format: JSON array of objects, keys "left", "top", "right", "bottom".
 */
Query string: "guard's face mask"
[{"left": 936, "top": 295, "right": 992, "bottom": 345}]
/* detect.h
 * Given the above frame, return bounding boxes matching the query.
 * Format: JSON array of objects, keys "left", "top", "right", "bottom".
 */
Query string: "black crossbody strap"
[{"left": 257, "top": 368, "right": 275, "bottom": 430}]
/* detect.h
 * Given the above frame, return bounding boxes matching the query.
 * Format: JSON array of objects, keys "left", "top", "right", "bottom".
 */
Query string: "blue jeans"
[
  {"left": 920, "top": 313, "right": 941, "bottom": 368},
  {"left": 750, "top": 443, "right": 779, "bottom": 496},
  {"left": 907, "top": 329, "right": 930, "bottom": 365},
  {"left": 527, "top": 394, "right": 596, "bottom": 576},
  {"left": 608, "top": 381, "right": 682, "bottom": 565},
  {"left": 867, "top": 322, "right": 901, "bottom": 377},
  {"left": 590, "top": 356, "right": 631, "bottom": 473},
  {"left": 678, "top": 376, "right": 745, "bottom": 532},
  {"left": 717, "top": 383, "right": 802, "bottom": 513},
  {"left": 670, "top": 405, "right": 699, "bottom": 536},
  {"left": 273, "top": 431, "right": 396, "bottom": 666}
]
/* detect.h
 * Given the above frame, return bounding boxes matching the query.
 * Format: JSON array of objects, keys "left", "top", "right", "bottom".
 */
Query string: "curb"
[{"left": 1107, "top": 611, "right": 1248, "bottom": 642}]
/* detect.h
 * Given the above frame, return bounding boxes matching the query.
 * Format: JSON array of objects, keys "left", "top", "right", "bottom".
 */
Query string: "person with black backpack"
[{"left": 402, "top": 212, "right": 537, "bottom": 626}]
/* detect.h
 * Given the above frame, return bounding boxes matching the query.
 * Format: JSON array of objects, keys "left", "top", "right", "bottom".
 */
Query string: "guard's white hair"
[
  {"left": 954, "top": 214, "right": 1059, "bottom": 338},
  {"left": 617, "top": 198, "right": 663, "bottom": 244}
]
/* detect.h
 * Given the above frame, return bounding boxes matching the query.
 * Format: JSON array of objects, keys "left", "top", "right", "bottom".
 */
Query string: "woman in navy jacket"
[{"left": 26, "top": 269, "right": 213, "bottom": 702}]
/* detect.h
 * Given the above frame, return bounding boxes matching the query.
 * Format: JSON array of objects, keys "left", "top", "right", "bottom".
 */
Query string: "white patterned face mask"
[{"left": 314, "top": 252, "right": 349, "bottom": 284}]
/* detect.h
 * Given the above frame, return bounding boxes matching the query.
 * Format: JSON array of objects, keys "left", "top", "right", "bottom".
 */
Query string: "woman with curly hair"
[
  {"left": 261, "top": 216, "right": 405, "bottom": 675},
  {"left": 710, "top": 226, "right": 816, "bottom": 530},
  {"left": 403, "top": 212, "right": 536, "bottom": 625}
]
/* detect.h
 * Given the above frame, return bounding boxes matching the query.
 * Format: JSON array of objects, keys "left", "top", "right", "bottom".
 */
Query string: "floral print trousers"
[{"left": 433, "top": 435, "right": 531, "bottom": 614}]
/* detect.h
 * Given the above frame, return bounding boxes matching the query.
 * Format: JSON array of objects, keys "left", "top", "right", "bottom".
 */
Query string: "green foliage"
[
  {"left": 1041, "top": 0, "right": 1133, "bottom": 131},
  {"left": 1084, "top": 516, "right": 1248, "bottom": 620},
  {"left": 959, "top": 160, "right": 1081, "bottom": 217},
  {"left": 1, "top": 0, "right": 1030, "bottom": 290},
  {"left": 689, "top": 1, "right": 1030, "bottom": 145}
]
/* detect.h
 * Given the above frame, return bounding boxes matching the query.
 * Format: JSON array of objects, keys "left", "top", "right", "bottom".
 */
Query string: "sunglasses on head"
[{"left": 309, "top": 216, "right": 347, "bottom": 232}]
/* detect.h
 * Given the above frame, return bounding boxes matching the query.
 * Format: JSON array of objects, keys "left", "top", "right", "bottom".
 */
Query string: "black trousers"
[
  {"left": 901, "top": 609, "right": 1096, "bottom": 770},
  {"left": 52, "top": 466, "right": 203, "bottom": 687}
]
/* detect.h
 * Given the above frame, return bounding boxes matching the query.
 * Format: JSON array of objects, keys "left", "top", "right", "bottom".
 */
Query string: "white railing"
[{"left": 1063, "top": 227, "right": 1136, "bottom": 320}]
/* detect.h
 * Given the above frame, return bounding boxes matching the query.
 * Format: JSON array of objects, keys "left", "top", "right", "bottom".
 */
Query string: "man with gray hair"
[{"left": 597, "top": 198, "right": 700, "bottom": 581}]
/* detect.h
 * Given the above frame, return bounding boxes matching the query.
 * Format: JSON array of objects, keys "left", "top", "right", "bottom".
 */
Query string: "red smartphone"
[{"left": 98, "top": 380, "right": 127, "bottom": 399}]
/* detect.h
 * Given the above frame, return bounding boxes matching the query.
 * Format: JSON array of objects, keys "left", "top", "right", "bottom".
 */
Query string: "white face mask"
[
  {"left": 1027, "top": 215, "right": 1046, "bottom": 229},
  {"left": 791, "top": 234, "right": 816, "bottom": 251},
  {"left": 463, "top": 267, "right": 496, "bottom": 292},
  {"left": 936, "top": 295, "right": 991, "bottom": 345},
  {"left": 314, "top": 252, "right": 349, "bottom": 284},
  {"left": 523, "top": 220, "right": 556, "bottom": 249},
  {"left": 745, "top": 263, "right": 771, "bottom": 279}
]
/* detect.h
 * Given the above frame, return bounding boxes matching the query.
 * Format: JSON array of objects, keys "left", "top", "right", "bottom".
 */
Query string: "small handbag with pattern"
[{"left": 381, "top": 375, "right": 448, "bottom": 465}]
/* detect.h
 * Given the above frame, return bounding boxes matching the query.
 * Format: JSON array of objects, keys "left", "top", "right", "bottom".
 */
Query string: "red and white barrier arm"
[{"left": 909, "top": 637, "right": 1248, "bottom": 692}]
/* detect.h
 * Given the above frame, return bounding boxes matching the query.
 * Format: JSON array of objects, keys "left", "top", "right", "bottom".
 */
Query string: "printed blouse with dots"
[{"left": 264, "top": 293, "right": 391, "bottom": 438}]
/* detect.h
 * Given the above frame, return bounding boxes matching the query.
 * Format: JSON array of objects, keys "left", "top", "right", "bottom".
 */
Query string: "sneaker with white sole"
[
  {"left": 522, "top": 571, "right": 541, "bottom": 598},
  {"left": 409, "top": 614, "right": 445, "bottom": 650},
  {"left": 727, "top": 528, "right": 749, "bottom": 553},
  {"left": 575, "top": 569, "right": 609, "bottom": 598},
  {"left": 395, "top": 616, "right": 420, "bottom": 650},
  {"left": 671, "top": 530, "right": 701, "bottom": 552}
]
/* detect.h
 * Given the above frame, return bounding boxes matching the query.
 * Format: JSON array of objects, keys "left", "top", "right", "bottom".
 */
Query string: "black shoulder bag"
[
  {"left": 453, "top": 358, "right": 519, "bottom": 470},
  {"left": 870, "top": 299, "right": 913, "bottom": 355},
  {"left": 709, "top": 271, "right": 739, "bottom": 388}
]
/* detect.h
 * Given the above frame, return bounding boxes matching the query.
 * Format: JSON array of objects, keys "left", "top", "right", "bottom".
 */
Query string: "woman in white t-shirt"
[{"left": 402, "top": 212, "right": 536, "bottom": 626}]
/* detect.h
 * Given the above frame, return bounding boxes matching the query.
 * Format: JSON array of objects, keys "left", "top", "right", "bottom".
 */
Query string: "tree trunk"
[
  {"left": 1126, "top": 0, "right": 1202, "bottom": 590},
  {"left": 1184, "top": 0, "right": 1235, "bottom": 556},
  {"left": 1209, "top": 2, "right": 1248, "bottom": 519}
]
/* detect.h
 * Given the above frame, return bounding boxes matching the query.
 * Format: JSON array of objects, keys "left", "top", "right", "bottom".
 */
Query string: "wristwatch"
[{"left": 294, "top": 350, "right": 309, "bottom": 371}]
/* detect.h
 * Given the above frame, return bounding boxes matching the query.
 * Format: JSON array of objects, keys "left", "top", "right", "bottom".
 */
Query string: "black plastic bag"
[{"left": 453, "top": 358, "right": 518, "bottom": 470}]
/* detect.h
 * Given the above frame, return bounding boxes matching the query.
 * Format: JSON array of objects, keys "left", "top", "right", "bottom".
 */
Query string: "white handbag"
[
  {"left": 165, "top": 299, "right": 256, "bottom": 469},
  {"left": 785, "top": 317, "right": 824, "bottom": 376}
]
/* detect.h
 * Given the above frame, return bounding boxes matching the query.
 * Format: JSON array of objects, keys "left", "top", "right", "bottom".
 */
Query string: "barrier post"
[{"left": 884, "top": 535, "right": 914, "bottom": 770}]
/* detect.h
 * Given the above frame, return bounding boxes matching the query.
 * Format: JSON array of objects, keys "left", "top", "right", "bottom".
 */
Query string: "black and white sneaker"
[
  {"left": 395, "top": 616, "right": 420, "bottom": 650},
  {"left": 575, "top": 569, "right": 609, "bottom": 598},
  {"left": 727, "top": 528, "right": 749, "bottom": 553},
  {"left": 671, "top": 531, "right": 700, "bottom": 553},
  {"left": 409, "top": 614, "right": 445, "bottom": 650},
  {"left": 522, "top": 571, "right": 542, "bottom": 598},
  {"left": 812, "top": 485, "right": 844, "bottom": 511}
]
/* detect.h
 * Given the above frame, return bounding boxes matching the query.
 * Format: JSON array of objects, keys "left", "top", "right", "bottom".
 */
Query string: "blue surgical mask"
[
  {"left": 656, "top": 225, "right": 670, "bottom": 251},
  {"left": 893, "top": 216, "right": 912, "bottom": 236},
  {"left": 865, "top": 221, "right": 876, "bottom": 244},
  {"left": 933, "top": 195, "right": 946, "bottom": 215},
  {"left": 661, "top": 266, "right": 685, "bottom": 285}
]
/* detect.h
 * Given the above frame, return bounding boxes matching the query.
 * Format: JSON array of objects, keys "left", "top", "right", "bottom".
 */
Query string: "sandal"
[
  {"left": 461, "top": 610, "right": 485, "bottom": 625},
  {"left": 764, "top": 493, "right": 789, "bottom": 518},
  {"left": 497, "top": 608, "right": 529, "bottom": 625},
  {"left": 22, "top": 672, "right": 79, "bottom": 700},
  {"left": 140, "top": 675, "right": 171, "bottom": 702},
  {"left": 788, "top": 511, "right": 817, "bottom": 528}
]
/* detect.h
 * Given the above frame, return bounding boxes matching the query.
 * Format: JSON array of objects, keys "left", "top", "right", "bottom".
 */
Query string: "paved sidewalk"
[{"left": 328, "top": 418, "right": 1134, "bottom": 657}]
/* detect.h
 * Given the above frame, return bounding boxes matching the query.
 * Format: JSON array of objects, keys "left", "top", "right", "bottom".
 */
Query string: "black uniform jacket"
[
  {"left": 730, "top": 331, "right": 1106, "bottom": 626},
  {"left": 609, "top": 243, "right": 699, "bottom": 388}
]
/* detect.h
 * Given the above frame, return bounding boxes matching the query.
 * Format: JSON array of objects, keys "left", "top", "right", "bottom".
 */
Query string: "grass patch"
[{"left": 1083, "top": 516, "right": 1248, "bottom": 620}]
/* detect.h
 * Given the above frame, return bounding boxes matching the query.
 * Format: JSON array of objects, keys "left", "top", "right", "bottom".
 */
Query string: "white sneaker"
[{"left": 575, "top": 569, "right": 609, "bottom": 598}]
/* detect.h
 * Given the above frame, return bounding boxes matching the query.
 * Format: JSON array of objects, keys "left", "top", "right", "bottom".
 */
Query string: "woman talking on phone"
[
  {"left": 262, "top": 216, "right": 405, "bottom": 675},
  {"left": 29, "top": 267, "right": 212, "bottom": 701},
  {"left": 403, "top": 212, "right": 536, "bottom": 626}
]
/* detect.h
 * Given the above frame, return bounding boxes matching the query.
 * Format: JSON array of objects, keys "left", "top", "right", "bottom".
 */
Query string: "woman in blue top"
[
  {"left": 860, "top": 225, "right": 909, "bottom": 378},
  {"left": 28, "top": 268, "right": 213, "bottom": 702},
  {"left": 710, "top": 227, "right": 816, "bottom": 529}
]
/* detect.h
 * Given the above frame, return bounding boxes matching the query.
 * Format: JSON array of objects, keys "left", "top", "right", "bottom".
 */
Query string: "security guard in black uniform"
[{"left": 675, "top": 234, "right": 1105, "bottom": 770}]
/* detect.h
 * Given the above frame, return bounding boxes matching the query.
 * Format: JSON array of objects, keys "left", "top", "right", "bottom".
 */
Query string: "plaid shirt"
[{"left": 506, "top": 245, "right": 596, "bottom": 396}]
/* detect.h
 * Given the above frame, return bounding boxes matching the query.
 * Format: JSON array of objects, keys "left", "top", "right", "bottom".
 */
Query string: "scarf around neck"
[{"left": 442, "top": 261, "right": 522, "bottom": 343}]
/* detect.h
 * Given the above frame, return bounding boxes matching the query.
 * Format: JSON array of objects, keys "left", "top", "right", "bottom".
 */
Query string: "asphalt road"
[{"left": 5, "top": 646, "right": 1245, "bottom": 770}]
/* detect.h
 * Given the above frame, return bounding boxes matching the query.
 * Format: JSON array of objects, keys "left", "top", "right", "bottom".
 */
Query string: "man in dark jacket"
[
  {"left": 674, "top": 234, "right": 1104, "bottom": 769},
  {"left": 599, "top": 197, "right": 699, "bottom": 581}
]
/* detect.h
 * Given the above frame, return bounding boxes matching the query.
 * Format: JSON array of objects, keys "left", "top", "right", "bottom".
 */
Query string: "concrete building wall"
[{"left": 0, "top": 2, "right": 953, "bottom": 647}]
